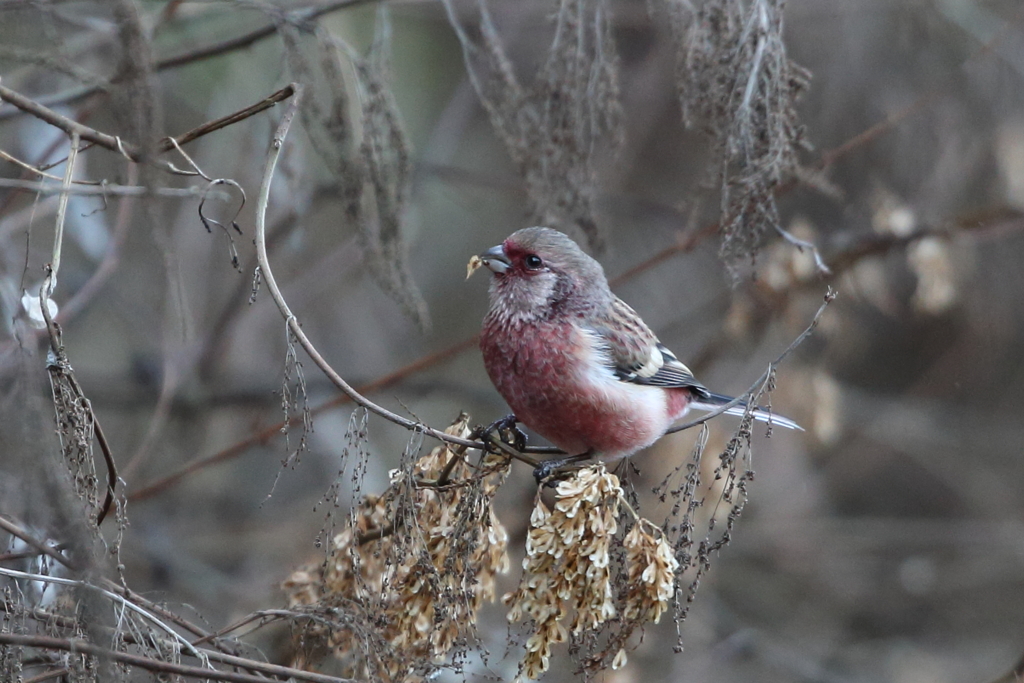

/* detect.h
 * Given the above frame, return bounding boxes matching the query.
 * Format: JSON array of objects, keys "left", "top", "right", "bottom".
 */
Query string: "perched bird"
[{"left": 472, "top": 226, "right": 800, "bottom": 467}]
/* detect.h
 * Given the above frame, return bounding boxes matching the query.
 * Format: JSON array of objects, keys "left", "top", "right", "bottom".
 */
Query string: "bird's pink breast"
[{"left": 480, "top": 316, "right": 681, "bottom": 459}]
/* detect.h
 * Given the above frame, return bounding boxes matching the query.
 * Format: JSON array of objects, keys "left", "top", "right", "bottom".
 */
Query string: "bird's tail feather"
[{"left": 689, "top": 392, "right": 804, "bottom": 431}]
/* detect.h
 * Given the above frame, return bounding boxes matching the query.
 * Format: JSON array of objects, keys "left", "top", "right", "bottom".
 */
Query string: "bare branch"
[
  {"left": 0, "top": 83, "right": 142, "bottom": 160},
  {"left": 161, "top": 84, "right": 296, "bottom": 151},
  {"left": 0, "top": 81, "right": 297, "bottom": 171},
  {"left": 14, "top": 605, "right": 343, "bottom": 683},
  {"left": 0, "top": 633, "right": 355, "bottom": 683},
  {"left": 0, "top": 178, "right": 231, "bottom": 198}
]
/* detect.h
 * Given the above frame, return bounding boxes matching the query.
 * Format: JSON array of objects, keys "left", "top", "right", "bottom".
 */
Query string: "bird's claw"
[
  {"left": 479, "top": 414, "right": 528, "bottom": 453},
  {"left": 532, "top": 460, "right": 565, "bottom": 487},
  {"left": 532, "top": 451, "right": 594, "bottom": 486}
]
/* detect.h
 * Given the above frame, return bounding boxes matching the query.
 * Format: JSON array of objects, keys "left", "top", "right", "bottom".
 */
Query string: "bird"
[{"left": 470, "top": 226, "right": 800, "bottom": 473}]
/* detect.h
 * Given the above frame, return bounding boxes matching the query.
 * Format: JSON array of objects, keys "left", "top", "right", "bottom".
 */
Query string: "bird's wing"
[{"left": 586, "top": 298, "right": 710, "bottom": 398}]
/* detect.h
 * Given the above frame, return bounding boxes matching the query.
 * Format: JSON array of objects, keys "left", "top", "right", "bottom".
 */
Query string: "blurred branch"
[
  {"left": 985, "top": 645, "right": 1024, "bottom": 683},
  {"left": 613, "top": 90, "right": 938, "bottom": 286},
  {"left": 0, "top": 165, "right": 137, "bottom": 357},
  {"left": 0, "top": 516, "right": 75, "bottom": 569},
  {"left": 807, "top": 210, "right": 1024, "bottom": 287},
  {"left": 0, "top": 0, "right": 377, "bottom": 119},
  {"left": 156, "top": 0, "right": 376, "bottom": 70},
  {"left": 0, "top": 633, "right": 355, "bottom": 683},
  {"left": 128, "top": 335, "right": 480, "bottom": 501},
  {"left": 0, "top": 84, "right": 297, "bottom": 365}
]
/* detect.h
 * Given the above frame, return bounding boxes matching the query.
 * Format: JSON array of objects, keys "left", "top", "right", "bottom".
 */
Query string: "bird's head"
[{"left": 475, "top": 227, "right": 611, "bottom": 322}]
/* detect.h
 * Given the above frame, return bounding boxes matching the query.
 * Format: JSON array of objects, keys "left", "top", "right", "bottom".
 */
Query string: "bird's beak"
[{"left": 479, "top": 244, "right": 511, "bottom": 274}]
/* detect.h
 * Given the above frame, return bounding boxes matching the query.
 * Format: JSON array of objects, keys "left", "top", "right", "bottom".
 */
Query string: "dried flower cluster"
[
  {"left": 504, "top": 465, "right": 678, "bottom": 679},
  {"left": 621, "top": 522, "right": 678, "bottom": 625},
  {"left": 282, "top": 414, "right": 510, "bottom": 679},
  {"left": 443, "top": 0, "right": 622, "bottom": 252},
  {"left": 282, "top": 11, "right": 429, "bottom": 330},
  {"left": 668, "top": 0, "right": 810, "bottom": 272}
]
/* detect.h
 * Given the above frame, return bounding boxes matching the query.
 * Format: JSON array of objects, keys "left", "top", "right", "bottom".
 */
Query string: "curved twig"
[{"left": 252, "top": 84, "right": 486, "bottom": 453}]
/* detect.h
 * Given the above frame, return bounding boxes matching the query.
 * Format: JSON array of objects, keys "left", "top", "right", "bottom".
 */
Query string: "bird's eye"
[{"left": 524, "top": 254, "right": 543, "bottom": 270}]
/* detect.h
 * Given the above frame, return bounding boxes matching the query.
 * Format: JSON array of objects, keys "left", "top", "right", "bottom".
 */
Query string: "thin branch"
[
  {"left": 817, "top": 93, "right": 941, "bottom": 170},
  {"left": 188, "top": 611, "right": 283, "bottom": 647},
  {"left": 17, "top": 604, "right": 304, "bottom": 682},
  {"left": 155, "top": 0, "right": 376, "bottom": 70},
  {"left": 188, "top": 608, "right": 358, "bottom": 648},
  {"left": 38, "top": 140, "right": 120, "bottom": 527},
  {"left": 92, "top": 415, "right": 116, "bottom": 525},
  {"left": 0, "top": 148, "right": 102, "bottom": 185},
  {"left": 0, "top": 177, "right": 232, "bottom": 198},
  {"left": 41, "top": 132, "right": 78, "bottom": 302},
  {"left": 176, "top": 643, "right": 356, "bottom": 683},
  {"left": 97, "top": 579, "right": 231, "bottom": 652},
  {"left": 158, "top": 84, "right": 295, "bottom": 151},
  {"left": 22, "top": 668, "right": 69, "bottom": 683},
  {"left": 666, "top": 288, "right": 836, "bottom": 435},
  {"left": 0, "top": 84, "right": 142, "bottom": 161},
  {"left": 0, "top": 82, "right": 297, "bottom": 171},
  {"left": 774, "top": 223, "right": 831, "bottom": 276},
  {"left": 0, "top": 633, "right": 355, "bottom": 683}
]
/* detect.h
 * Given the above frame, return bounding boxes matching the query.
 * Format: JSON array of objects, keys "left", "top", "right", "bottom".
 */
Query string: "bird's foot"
[
  {"left": 532, "top": 451, "right": 594, "bottom": 487},
  {"left": 478, "top": 414, "right": 528, "bottom": 453}
]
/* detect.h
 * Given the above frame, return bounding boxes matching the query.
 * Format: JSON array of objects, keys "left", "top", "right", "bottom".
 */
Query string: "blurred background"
[{"left": 2, "top": 0, "right": 1024, "bottom": 681}]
